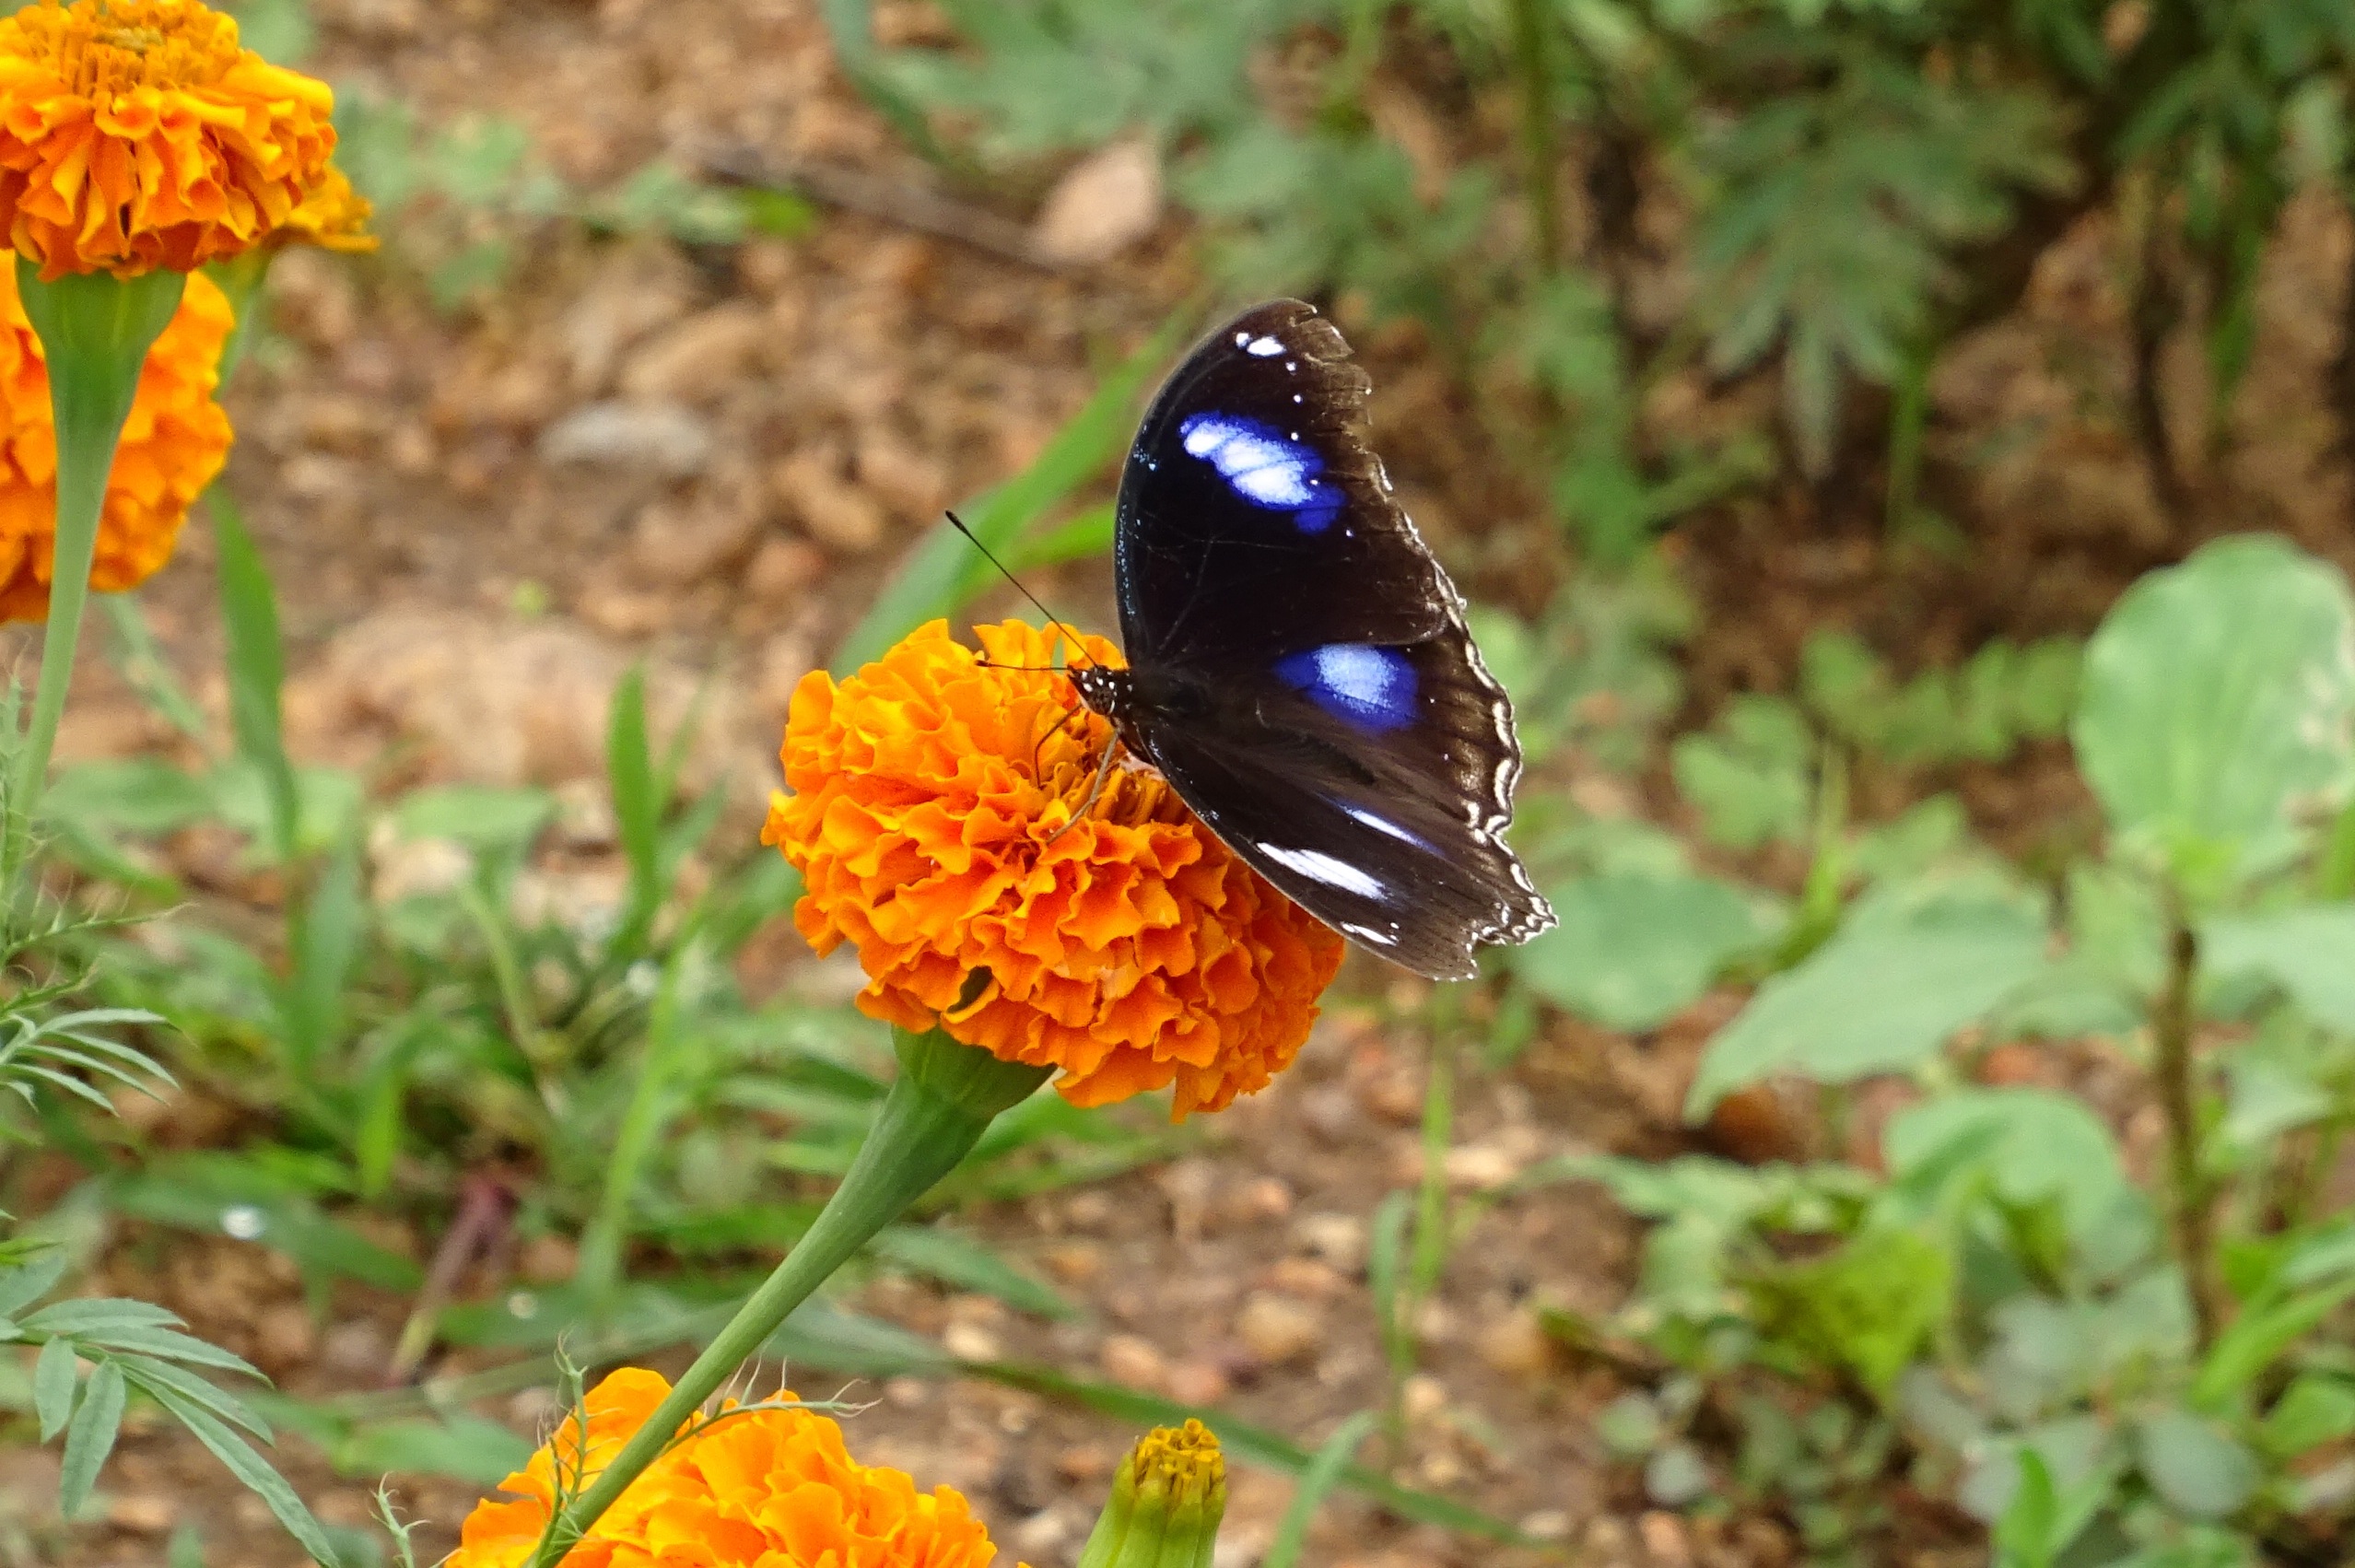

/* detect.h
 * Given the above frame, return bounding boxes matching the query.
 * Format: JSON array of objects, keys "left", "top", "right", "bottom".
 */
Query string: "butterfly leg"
[
  {"left": 1040, "top": 730, "right": 1121, "bottom": 848},
  {"left": 1029, "top": 700, "right": 1088, "bottom": 785}
]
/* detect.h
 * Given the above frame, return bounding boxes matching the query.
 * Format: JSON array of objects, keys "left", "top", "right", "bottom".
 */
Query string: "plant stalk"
[
  {"left": 6, "top": 262, "right": 186, "bottom": 883},
  {"left": 522, "top": 1026, "right": 1049, "bottom": 1565},
  {"left": 2152, "top": 909, "right": 2217, "bottom": 1351}
]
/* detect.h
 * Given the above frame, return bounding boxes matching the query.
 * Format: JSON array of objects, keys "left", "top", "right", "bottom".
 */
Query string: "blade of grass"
[
  {"left": 605, "top": 667, "right": 662, "bottom": 963},
  {"left": 211, "top": 495, "right": 299, "bottom": 865},
  {"left": 575, "top": 948, "right": 696, "bottom": 1300},
  {"left": 1263, "top": 1410, "right": 1379, "bottom": 1568}
]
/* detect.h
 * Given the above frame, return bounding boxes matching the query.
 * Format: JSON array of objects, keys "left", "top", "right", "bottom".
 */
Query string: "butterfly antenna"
[{"left": 944, "top": 510, "right": 1095, "bottom": 669}]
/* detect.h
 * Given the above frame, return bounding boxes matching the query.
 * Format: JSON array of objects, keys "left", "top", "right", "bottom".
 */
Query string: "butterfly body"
[{"left": 1073, "top": 299, "right": 1554, "bottom": 981}]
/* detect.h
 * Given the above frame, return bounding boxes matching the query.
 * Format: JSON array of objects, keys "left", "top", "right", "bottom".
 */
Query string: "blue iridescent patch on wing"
[
  {"left": 1178, "top": 411, "right": 1345, "bottom": 534},
  {"left": 1274, "top": 643, "right": 1419, "bottom": 731}
]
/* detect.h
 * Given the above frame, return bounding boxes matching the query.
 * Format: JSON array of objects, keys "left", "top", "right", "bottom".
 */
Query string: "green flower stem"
[
  {"left": 7, "top": 260, "right": 187, "bottom": 878},
  {"left": 523, "top": 1024, "right": 1050, "bottom": 1567}
]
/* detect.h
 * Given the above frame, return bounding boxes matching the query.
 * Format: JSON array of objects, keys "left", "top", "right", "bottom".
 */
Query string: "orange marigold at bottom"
[
  {"left": 449, "top": 1368, "right": 1016, "bottom": 1568},
  {"left": 765, "top": 620, "right": 1343, "bottom": 1117},
  {"left": 0, "top": 258, "right": 233, "bottom": 621}
]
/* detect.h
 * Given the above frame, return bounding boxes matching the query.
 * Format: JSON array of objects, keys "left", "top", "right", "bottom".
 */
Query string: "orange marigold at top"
[
  {"left": 0, "top": 0, "right": 340, "bottom": 278},
  {"left": 448, "top": 1367, "right": 1019, "bottom": 1568},
  {"left": 764, "top": 620, "right": 1344, "bottom": 1117},
  {"left": 0, "top": 252, "right": 230, "bottom": 620}
]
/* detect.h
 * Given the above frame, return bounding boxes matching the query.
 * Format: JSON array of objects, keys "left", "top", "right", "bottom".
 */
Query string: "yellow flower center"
[
  {"left": 10, "top": 1, "right": 243, "bottom": 99},
  {"left": 1131, "top": 1420, "right": 1224, "bottom": 1498}
]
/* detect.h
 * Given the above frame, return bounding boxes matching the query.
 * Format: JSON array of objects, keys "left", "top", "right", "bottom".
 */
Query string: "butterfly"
[{"left": 1064, "top": 298, "right": 1555, "bottom": 981}]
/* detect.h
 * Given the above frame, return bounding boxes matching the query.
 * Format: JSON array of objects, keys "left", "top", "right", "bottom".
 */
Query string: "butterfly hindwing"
[{"left": 1104, "top": 299, "right": 1555, "bottom": 980}]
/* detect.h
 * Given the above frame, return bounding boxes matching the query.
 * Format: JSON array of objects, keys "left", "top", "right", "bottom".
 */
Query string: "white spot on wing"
[{"left": 1259, "top": 844, "right": 1384, "bottom": 899}]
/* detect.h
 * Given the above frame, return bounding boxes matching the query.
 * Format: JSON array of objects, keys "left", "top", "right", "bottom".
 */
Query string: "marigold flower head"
[
  {"left": 275, "top": 162, "right": 374, "bottom": 253},
  {"left": 449, "top": 1367, "right": 1017, "bottom": 1568},
  {"left": 0, "top": 252, "right": 229, "bottom": 620},
  {"left": 0, "top": 0, "right": 341, "bottom": 278},
  {"left": 1081, "top": 1422, "right": 1226, "bottom": 1568},
  {"left": 765, "top": 621, "right": 1344, "bottom": 1117}
]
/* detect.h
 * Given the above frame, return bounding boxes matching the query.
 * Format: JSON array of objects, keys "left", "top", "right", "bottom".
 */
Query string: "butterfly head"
[{"left": 1070, "top": 662, "right": 1133, "bottom": 727}]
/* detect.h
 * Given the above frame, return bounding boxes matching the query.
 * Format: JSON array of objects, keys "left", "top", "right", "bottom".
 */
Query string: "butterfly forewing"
[{"left": 1103, "top": 299, "right": 1554, "bottom": 980}]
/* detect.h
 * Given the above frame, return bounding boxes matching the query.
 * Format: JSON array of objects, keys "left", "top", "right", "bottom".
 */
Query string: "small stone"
[
  {"left": 539, "top": 400, "right": 712, "bottom": 477},
  {"left": 1294, "top": 1211, "right": 1366, "bottom": 1270},
  {"left": 629, "top": 498, "right": 761, "bottom": 586},
  {"left": 520, "top": 1234, "right": 578, "bottom": 1284},
  {"left": 371, "top": 834, "right": 471, "bottom": 903},
  {"left": 320, "top": 1318, "right": 391, "bottom": 1378},
  {"left": 1064, "top": 1191, "right": 1114, "bottom": 1232},
  {"left": 620, "top": 304, "right": 770, "bottom": 405},
  {"left": 1262, "top": 1257, "right": 1347, "bottom": 1301},
  {"left": 1056, "top": 1444, "right": 1114, "bottom": 1483},
  {"left": 1638, "top": 1510, "right": 1693, "bottom": 1567},
  {"left": 1445, "top": 1141, "right": 1521, "bottom": 1190},
  {"left": 1044, "top": 1242, "right": 1104, "bottom": 1285},
  {"left": 1032, "top": 139, "right": 1163, "bottom": 266},
  {"left": 1401, "top": 1373, "right": 1447, "bottom": 1424},
  {"left": 1013, "top": 1507, "right": 1074, "bottom": 1556},
  {"left": 1520, "top": 1510, "right": 1573, "bottom": 1543},
  {"left": 576, "top": 581, "right": 674, "bottom": 638},
  {"left": 1167, "top": 1359, "right": 1231, "bottom": 1406},
  {"left": 885, "top": 1376, "right": 931, "bottom": 1408},
  {"left": 854, "top": 433, "right": 950, "bottom": 521},
  {"left": 509, "top": 1385, "right": 562, "bottom": 1431},
  {"left": 1229, "top": 1175, "right": 1295, "bottom": 1223},
  {"left": 943, "top": 1321, "right": 1001, "bottom": 1362},
  {"left": 255, "top": 1302, "right": 318, "bottom": 1371},
  {"left": 774, "top": 449, "right": 889, "bottom": 553},
  {"left": 1236, "top": 1292, "right": 1324, "bottom": 1364},
  {"left": 746, "top": 537, "right": 824, "bottom": 603},
  {"left": 1099, "top": 1333, "right": 1170, "bottom": 1394},
  {"left": 1477, "top": 1306, "right": 1554, "bottom": 1376},
  {"left": 109, "top": 1494, "right": 176, "bottom": 1534}
]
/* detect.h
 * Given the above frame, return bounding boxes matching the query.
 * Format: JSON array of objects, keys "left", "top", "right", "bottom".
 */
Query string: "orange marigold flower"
[
  {"left": 764, "top": 620, "right": 1344, "bottom": 1117},
  {"left": 0, "top": 0, "right": 340, "bottom": 278},
  {"left": 448, "top": 1367, "right": 1018, "bottom": 1568},
  {"left": 0, "top": 254, "right": 230, "bottom": 620}
]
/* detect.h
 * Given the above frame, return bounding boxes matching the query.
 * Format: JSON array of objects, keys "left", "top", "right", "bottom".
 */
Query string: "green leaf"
[
  {"left": 2073, "top": 535, "right": 2355, "bottom": 896},
  {"left": 34, "top": 1335, "right": 77, "bottom": 1440},
  {"left": 1686, "top": 898, "right": 2049, "bottom": 1117},
  {"left": 391, "top": 785, "right": 556, "bottom": 851},
  {"left": 0, "top": 1252, "right": 66, "bottom": 1317},
  {"left": 58, "top": 1356, "right": 124, "bottom": 1516},
  {"left": 2134, "top": 1410, "right": 2257, "bottom": 1519},
  {"left": 606, "top": 667, "right": 662, "bottom": 962},
  {"left": 2202, "top": 905, "right": 2355, "bottom": 1031},
  {"left": 1261, "top": 1410, "right": 1377, "bottom": 1568},
  {"left": 76, "top": 1322, "right": 264, "bottom": 1377},
  {"left": 283, "top": 834, "right": 365, "bottom": 1071},
  {"left": 212, "top": 496, "right": 300, "bottom": 864},
  {"left": 1884, "top": 1089, "right": 2131, "bottom": 1246},
  {"left": 832, "top": 310, "right": 1193, "bottom": 675},
  {"left": 2191, "top": 1280, "right": 2355, "bottom": 1411},
  {"left": 1670, "top": 696, "right": 1812, "bottom": 851},
  {"left": 1512, "top": 872, "right": 1780, "bottom": 1029},
  {"left": 139, "top": 1383, "right": 344, "bottom": 1568},
  {"left": 2261, "top": 1375, "right": 2355, "bottom": 1459},
  {"left": 21, "top": 1298, "right": 185, "bottom": 1336},
  {"left": 118, "top": 1354, "right": 273, "bottom": 1443}
]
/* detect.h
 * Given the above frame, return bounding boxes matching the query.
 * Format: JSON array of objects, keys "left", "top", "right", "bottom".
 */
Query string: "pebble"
[
  {"left": 620, "top": 304, "right": 770, "bottom": 404},
  {"left": 109, "top": 1494, "right": 176, "bottom": 1534},
  {"left": 1638, "top": 1510, "right": 1693, "bottom": 1567},
  {"left": 629, "top": 497, "right": 761, "bottom": 586},
  {"left": 538, "top": 400, "right": 713, "bottom": 477},
  {"left": 942, "top": 1321, "right": 1001, "bottom": 1362},
  {"left": 746, "top": 536, "right": 825, "bottom": 604},
  {"left": 1098, "top": 1334, "right": 1169, "bottom": 1395},
  {"left": 774, "top": 448, "right": 889, "bottom": 553},
  {"left": 1476, "top": 1306, "right": 1554, "bottom": 1376},
  {"left": 1031, "top": 139, "right": 1164, "bottom": 265},
  {"left": 1235, "top": 1292, "right": 1324, "bottom": 1364},
  {"left": 1166, "top": 1358, "right": 1231, "bottom": 1406},
  {"left": 1294, "top": 1211, "right": 1367, "bottom": 1270},
  {"left": 1043, "top": 1242, "right": 1105, "bottom": 1285}
]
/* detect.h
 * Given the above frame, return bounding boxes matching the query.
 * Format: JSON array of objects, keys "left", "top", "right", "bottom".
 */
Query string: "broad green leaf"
[
  {"left": 2202, "top": 905, "right": 2355, "bottom": 1031},
  {"left": 1670, "top": 696, "right": 1811, "bottom": 851},
  {"left": 328, "top": 1412, "right": 533, "bottom": 1485},
  {"left": 1686, "top": 899, "right": 2049, "bottom": 1117},
  {"left": 49, "top": 757, "right": 212, "bottom": 835},
  {"left": 2192, "top": 1281, "right": 2355, "bottom": 1411},
  {"left": 1511, "top": 872, "right": 1780, "bottom": 1030},
  {"left": 2135, "top": 1410, "right": 2257, "bottom": 1519},
  {"left": 34, "top": 1335, "right": 76, "bottom": 1440},
  {"left": 282, "top": 834, "right": 365, "bottom": 1072},
  {"left": 212, "top": 497, "right": 300, "bottom": 864},
  {"left": 391, "top": 785, "right": 555, "bottom": 850},
  {"left": 1885, "top": 1089, "right": 2130, "bottom": 1245},
  {"left": 2073, "top": 535, "right": 2355, "bottom": 895},
  {"left": 59, "top": 1356, "right": 124, "bottom": 1515}
]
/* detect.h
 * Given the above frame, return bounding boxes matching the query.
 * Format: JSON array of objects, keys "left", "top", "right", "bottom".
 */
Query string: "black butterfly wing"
[{"left": 1110, "top": 299, "right": 1554, "bottom": 979}]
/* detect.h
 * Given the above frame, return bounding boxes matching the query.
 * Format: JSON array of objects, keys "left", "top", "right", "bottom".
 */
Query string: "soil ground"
[{"left": 6, "top": 1, "right": 2355, "bottom": 1564}]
